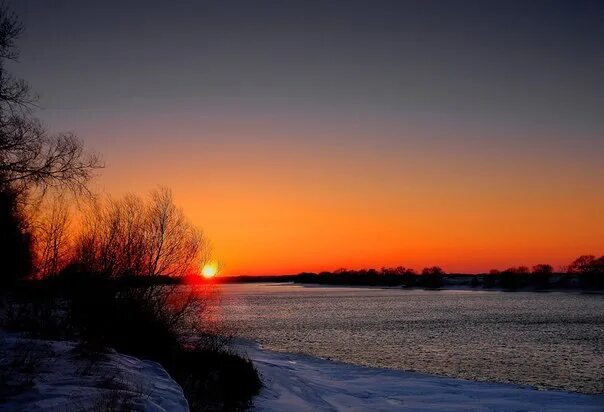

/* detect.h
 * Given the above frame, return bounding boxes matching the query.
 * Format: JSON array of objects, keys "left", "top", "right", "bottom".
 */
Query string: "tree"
[
  {"left": 568, "top": 255, "right": 604, "bottom": 289},
  {"left": 421, "top": 266, "right": 444, "bottom": 276},
  {"left": 500, "top": 266, "right": 529, "bottom": 289},
  {"left": 146, "top": 188, "right": 205, "bottom": 277},
  {"left": 0, "top": 5, "right": 102, "bottom": 194},
  {"left": 420, "top": 266, "right": 444, "bottom": 288},
  {"left": 0, "top": 183, "right": 32, "bottom": 283},
  {"left": 34, "top": 196, "right": 72, "bottom": 277},
  {"left": 567, "top": 255, "right": 602, "bottom": 274},
  {"left": 504, "top": 266, "right": 529, "bottom": 274},
  {"left": 531, "top": 264, "right": 553, "bottom": 289},
  {"left": 0, "top": 5, "right": 102, "bottom": 282},
  {"left": 74, "top": 188, "right": 207, "bottom": 278},
  {"left": 532, "top": 264, "right": 553, "bottom": 274}
]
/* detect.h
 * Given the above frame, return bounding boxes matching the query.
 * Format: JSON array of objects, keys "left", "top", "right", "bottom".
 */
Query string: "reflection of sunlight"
[{"left": 201, "top": 262, "right": 218, "bottom": 279}]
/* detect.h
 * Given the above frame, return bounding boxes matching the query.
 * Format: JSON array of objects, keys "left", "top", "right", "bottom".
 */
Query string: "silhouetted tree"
[
  {"left": 531, "top": 264, "right": 553, "bottom": 289},
  {"left": 0, "top": 183, "right": 32, "bottom": 283},
  {"left": 420, "top": 266, "right": 444, "bottom": 288},
  {"left": 400, "top": 268, "right": 417, "bottom": 287},
  {"left": 0, "top": 5, "right": 101, "bottom": 284},
  {"left": 34, "top": 196, "right": 72, "bottom": 277},
  {"left": 568, "top": 255, "right": 604, "bottom": 288},
  {"left": 380, "top": 266, "right": 416, "bottom": 286},
  {"left": 146, "top": 188, "right": 204, "bottom": 277},
  {"left": 568, "top": 255, "right": 602, "bottom": 274},
  {"left": 500, "top": 266, "right": 529, "bottom": 289},
  {"left": 532, "top": 264, "right": 553, "bottom": 274},
  {"left": 0, "top": 6, "right": 102, "bottom": 195},
  {"left": 421, "top": 266, "right": 444, "bottom": 276},
  {"left": 74, "top": 188, "right": 207, "bottom": 278}
]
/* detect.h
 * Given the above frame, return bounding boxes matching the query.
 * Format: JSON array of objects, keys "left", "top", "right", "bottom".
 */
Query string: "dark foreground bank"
[{"left": 0, "top": 274, "right": 261, "bottom": 411}]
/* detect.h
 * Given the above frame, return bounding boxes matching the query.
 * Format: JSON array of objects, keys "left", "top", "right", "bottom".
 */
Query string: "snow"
[
  {"left": 241, "top": 342, "right": 604, "bottom": 412},
  {"left": 0, "top": 335, "right": 188, "bottom": 411},
  {"left": 3, "top": 332, "right": 603, "bottom": 412}
]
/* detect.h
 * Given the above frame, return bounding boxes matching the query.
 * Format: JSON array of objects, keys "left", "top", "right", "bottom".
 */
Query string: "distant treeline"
[{"left": 215, "top": 255, "right": 604, "bottom": 290}]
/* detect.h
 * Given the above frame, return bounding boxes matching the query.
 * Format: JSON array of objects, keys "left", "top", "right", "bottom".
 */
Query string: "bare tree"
[
  {"left": 115, "top": 195, "right": 148, "bottom": 276},
  {"left": 74, "top": 188, "right": 207, "bottom": 278},
  {"left": 0, "top": 5, "right": 103, "bottom": 195},
  {"left": 35, "top": 196, "right": 72, "bottom": 277},
  {"left": 0, "top": 4, "right": 102, "bottom": 282},
  {"left": 421, "top": 266, "right": 445, "bottom": 276},
  {"left": 146, "top": 188, "right": 204, "bottom": 277},
  {"left": 0, "top": 4, "right": 32, "bottom": 110},
  {"left": 0, "top": 120, "right": 103, "bottom": 195},
  {"left": 567, "top": 255, "right": 602, "bottom": 274},
  {"left": 532, "top": 264, "right": 553, "bottom": 274}
]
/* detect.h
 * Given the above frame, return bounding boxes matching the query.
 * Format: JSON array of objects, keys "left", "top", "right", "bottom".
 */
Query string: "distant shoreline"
[
  {"left": 206, "top": 273, "right": 604, "bottom": 293},
  {"left": 290, "top": 282, "right": 604, "bottom": 294}
]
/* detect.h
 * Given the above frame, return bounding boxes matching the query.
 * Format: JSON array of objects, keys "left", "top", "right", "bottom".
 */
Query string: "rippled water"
[{"left": 205, "top": 283, "right": 604, "bottom": 394}]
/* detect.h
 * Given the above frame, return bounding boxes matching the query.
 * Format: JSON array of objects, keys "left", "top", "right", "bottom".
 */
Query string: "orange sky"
[
  {"left": 83, "top": 115, "right": 603, "bottom": 276},
  {"left": 17, "top": 1, "right": 603, "bottom": 275}
]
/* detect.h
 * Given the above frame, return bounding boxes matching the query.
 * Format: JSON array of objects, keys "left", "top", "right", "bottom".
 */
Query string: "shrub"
[
  {"left": 168, "top": 349, "right": 261, "bottom": 411},
  {"left": 64, "top": 275, "right": 261, "bottom": 410},
  {"left": 1, "top": 273, "right": 262, "bottom": 411}
]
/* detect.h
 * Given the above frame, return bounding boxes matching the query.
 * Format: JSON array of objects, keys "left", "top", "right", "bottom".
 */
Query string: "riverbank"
[
  {"left": 240, "top": 342, "right": 604, "bottom": 411},
  {"left": 0, "top": 333, "right": 188, "bottom": 411}
]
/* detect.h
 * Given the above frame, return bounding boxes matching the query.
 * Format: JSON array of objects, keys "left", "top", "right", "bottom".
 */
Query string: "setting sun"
[{"left": 201, "top": 263, "right": 218, "bottom": 279}]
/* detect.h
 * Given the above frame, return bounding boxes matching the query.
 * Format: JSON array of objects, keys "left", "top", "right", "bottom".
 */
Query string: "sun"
[{"left": 201, "top": 262, "right": 218, "bottom": 279}]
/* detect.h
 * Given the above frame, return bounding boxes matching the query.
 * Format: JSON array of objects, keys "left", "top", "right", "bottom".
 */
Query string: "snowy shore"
[
  {"left": 241, "top": 342, "right": 604, "bottom": 412},
  {"left": 3, "top": 333, "right": 602, "bottom": 411},
  {"left": 0, "top": 335, "right": 188, "bottom": 411}
]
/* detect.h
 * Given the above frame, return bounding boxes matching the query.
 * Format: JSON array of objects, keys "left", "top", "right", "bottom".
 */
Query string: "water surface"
[{"left": 205, "top": 283, "right": 604, "bottom": 394}]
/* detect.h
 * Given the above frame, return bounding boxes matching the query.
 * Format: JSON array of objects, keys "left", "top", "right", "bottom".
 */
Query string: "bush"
[
  {"left": 1, "top": 273, "right": 261, "bottom": 411},
  {"left": 68, "top": 280, "right": 261, "bottom": 411},
  {"left": 168, "top": 349, "right": 262, "bottom": 411},
  {"left": 0, "top": 282, "right": 73, "bottom": 340},
  {"left": 69, "top": 283, "right": 181, "bottom": 362}
]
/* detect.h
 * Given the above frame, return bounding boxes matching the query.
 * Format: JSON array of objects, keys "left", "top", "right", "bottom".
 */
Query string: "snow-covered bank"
[
  {"left": 241, "top": 342, "right": 604, "bottom": 411},
  {"left": 0, "top": 335, "right": 188, "bottom": 411}
]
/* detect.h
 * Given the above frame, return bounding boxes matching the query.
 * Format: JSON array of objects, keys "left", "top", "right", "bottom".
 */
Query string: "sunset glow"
[{"left": 15, "top": 1, "right": 603, "bottom": 276}]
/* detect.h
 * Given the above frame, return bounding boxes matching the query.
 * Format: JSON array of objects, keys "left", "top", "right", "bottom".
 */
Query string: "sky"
[{"left": 9, "top": 0, "right": 604, "bottom": 275}]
